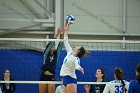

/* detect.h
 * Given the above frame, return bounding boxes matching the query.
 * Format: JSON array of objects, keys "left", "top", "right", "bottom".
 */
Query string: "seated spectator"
[
  {"left": 1, "top": 69, "right": 16, "bottom": 93},
  {"left": 84, "top": 68, "right": 106, "bottom": 93}
]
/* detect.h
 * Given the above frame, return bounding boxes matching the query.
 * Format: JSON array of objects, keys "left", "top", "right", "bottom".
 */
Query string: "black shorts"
[{"left": 40, "top": 74, "right": 55, "bottom": 81}]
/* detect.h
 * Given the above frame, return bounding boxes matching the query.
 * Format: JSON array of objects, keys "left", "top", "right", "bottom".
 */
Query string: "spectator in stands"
[
  {"left": 128, "top": 63, "right": 140, "bottom": 93},
  {"left": 103, "top": 67, "right": 129, "bottom": 93},
  {"left": 84, "top": 68, "right": 106, "bottom": 93},
  {"left": 1, "top": 69, "right": 16, "bottom": 93}
]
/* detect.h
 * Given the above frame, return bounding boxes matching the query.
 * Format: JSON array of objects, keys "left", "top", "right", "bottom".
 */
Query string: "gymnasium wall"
[
  {"left": 0, "top": 0, "right": 50, "bottom": 30},
  {"left": 64, "top": 0, "right": 140, "bottom": 35},
  {"left": 0, "top": 0, "right": 140, "bottom": 40},
  {"left": 0, "top": 50, "right": 140, "bottom": 93}
]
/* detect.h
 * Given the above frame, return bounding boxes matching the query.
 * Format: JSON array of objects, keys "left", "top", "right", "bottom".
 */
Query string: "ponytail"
[
  {"left": 77, "top": 47, "right": 89, "bottom": 58},
  {"left": 84, "top": 50, "right": 89, "bottom": 56},
  {"left": 114, "top": 67, "right": 127, "bottom": 93},
  {"left": 120, "top": 78, "right": 127, "bottom": 93}
]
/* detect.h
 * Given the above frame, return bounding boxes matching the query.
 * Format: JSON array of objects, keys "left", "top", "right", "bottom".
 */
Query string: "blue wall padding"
[{"left": 0, "top": 50, "right": 140, "bottom": 93}]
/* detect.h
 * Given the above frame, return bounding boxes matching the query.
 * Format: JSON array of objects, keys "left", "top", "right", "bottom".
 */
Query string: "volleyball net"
[
  {"left": 0, "top": 38, "right": 140, "bottom": 93},
  {"left": 0, "top": 38, "right": 140, "bottom": 51},
  {"left": 70, "top": 39, "right": 140, "bottom": 51}
]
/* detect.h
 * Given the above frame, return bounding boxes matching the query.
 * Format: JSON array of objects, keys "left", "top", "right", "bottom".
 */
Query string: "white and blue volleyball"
[{"left": 65, "top": 15, "right": 75, "bottom": 24}]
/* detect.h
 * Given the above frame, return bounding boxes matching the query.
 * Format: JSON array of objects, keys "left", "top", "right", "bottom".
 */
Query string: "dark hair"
[
  {"left": 114, "top": 67, "right": 127, "bottom": 93},
  {"left": 4, "top": 69, "right": 10, "bottom": 73},
  {"left": 77, "top": 47, "right": 87, "bottom": 58},
  {"left": 136, "top": 64, "right": 140, "bottom": 83},
  {"left": 44, "top": 42, "right": 55, "bottom": 54},
  {"left": 97, "top": 68, "right": 105, "bottom": 80}
]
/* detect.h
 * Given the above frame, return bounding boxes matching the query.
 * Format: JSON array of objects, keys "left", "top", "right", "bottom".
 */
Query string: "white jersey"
[
  {"left": 60, "top": 36, "right": 81, "bottom": 79},
  {"left": 103, "top": 80, "right": 129, "bottom": 93},
  {"left": 55, "top": 85, "right": 64, "bottom": 93}
]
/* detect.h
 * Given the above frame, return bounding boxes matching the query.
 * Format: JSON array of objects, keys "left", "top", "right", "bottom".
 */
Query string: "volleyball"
[{"left": 65, "top": 15, "right": 75, "bottom": 24}]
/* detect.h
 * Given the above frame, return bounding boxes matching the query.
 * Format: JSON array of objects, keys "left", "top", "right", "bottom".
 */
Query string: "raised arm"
[
  {"left": 43, "top": 27, "right": 64, "bottom": 64},
  {"left": 56, "top": 41, "right": 63, "bottom": 61},
  {"left": 55, "top": 15, "right": 74, "bottom": 53},
  {"left": 43, "top": 41, "right": 55, "bottom": 64},
  {"left": 63, "top": 24, "right": 72, "bottom": 53},
  {"left": 54, "top": 27, "right": 63, "bottom": 39}
]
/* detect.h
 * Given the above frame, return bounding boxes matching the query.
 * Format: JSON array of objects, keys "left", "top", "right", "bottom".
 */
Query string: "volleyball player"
[
  {"left": 39, "top": 31, "right": 63, "bottom": 93},
  {"left": 128, "top": 64, "right": 140, "bottom": 93},
  {"left": 84, "top": 68, "right": 106, "bottom": 93},
  {"left": 103, "top": 67, "right": 129, "bottom": 93},
  {"left": 58, "top": 15, "right": 89, "bottom": 93}
]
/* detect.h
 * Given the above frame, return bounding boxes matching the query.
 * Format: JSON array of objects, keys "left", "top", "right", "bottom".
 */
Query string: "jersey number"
[
  {"left": 64, "top": 59, "right": 67, "bottom": 63},
  {"left": 115, "top": 85, "right": 124, "bottom": 93}
]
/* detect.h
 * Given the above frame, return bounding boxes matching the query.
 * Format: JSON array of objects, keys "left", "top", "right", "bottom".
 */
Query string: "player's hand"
[
  {"left": 44, "top": 71, "right": 53, "bottom": 75},
  {"left": 80, "top": 67, "right": 84, "bottom": 74},
  {"left": 57, "top": 28, "right": 64, "bottom": 34},
  {"left": 84, "top": 85, "right": 90, "bottom": 92},
  {"left": 54, "top": 27, "right": 64, "bottom": 38}
]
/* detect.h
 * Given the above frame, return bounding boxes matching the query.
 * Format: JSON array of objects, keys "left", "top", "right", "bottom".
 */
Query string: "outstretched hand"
[
  {"left": 54, "top": 23, "right": 71, "bottom": 39},
  {"left": 54, "top": 27, "right": 64, "bottom": 39}
]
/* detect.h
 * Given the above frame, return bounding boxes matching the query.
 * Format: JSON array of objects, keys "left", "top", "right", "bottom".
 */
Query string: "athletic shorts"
[
  {"left": 40, "top": 74, "right": 55, "bottom": 81},
  {"left": 62, "top": 76, "right": 77, "bottom": 86}
]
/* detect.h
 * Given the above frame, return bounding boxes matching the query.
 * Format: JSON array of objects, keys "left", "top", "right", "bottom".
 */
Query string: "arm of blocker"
[
  {"left": 56, "top": 41, "right": 63, "bottom": 61},
  {"left": 43, "top": 41, "right": 55, "bottom": 64}
]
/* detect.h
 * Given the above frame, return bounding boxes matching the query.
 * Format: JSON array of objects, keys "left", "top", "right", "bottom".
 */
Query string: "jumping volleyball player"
[
  {"left": 57, "top": 15, "right": 89, "bottom": 93},
  {"left": 39, "top": 32, "right": 63, "bottom": 93}
]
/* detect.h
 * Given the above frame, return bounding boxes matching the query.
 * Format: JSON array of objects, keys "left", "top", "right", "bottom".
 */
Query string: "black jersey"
[
  {"left": 1, "top": 78, "right": 16, "bottom": 93},
  {"left": 41, "top": 52, "right": 57, "bottom": 74},
  {"left": 40, "top": 41, "right": 63, "bottom": 75},
  {"left": 89, "top": 83, "right": 105, "bottom": 93}
]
